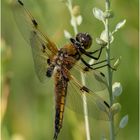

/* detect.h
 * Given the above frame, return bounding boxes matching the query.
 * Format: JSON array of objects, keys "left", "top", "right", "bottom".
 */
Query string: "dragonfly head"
[{"left": 76, "top": 33, "right": 92, "bottom": 50}]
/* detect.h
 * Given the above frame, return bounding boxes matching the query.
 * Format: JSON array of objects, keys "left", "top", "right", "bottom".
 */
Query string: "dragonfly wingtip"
[{"left": 53, "top": 133, "right": 58, "bottom": 140}]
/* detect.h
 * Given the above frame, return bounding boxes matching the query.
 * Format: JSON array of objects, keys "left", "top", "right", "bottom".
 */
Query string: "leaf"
[
  {"left": 119, "top": 115, "right": 129, "bottom": 128},
  {"left": 93, "top": 7, "right": 104, "bottom": 22},
  {"left": 64, "top": 30, "right": 72, "bottom": 39},
  {"left": 112, "top": 82, "right": 122, "bottom": 97},
  {"left": 112, "top": 19, "right": 126, "bottom": 34},
  {"left": 115, "top": 19, "right": 126, "bottom": 30}
]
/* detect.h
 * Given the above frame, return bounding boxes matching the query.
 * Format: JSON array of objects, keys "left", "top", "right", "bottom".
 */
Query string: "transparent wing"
[
  {"left": 84, "top": 69, "right": 108, "bottom": 92},
  {"left": 65, "top": 76, "right": 110, "bottom": 121},
  {"left": 70, "top": 61, "right": 108, "bottom": 93},
  {"left": 30, "top": 31, "right": 52, "bottom": 82},
  {"left": 12, "top": 0, "right": 58, "bottom": 82}
]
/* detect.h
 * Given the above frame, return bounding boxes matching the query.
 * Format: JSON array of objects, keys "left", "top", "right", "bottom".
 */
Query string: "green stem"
[
  {"left": 66, "top": 1, "right": 91, "bottom": 140},
  {"left": 105, "top": 0, "right": 115, "bottom": 140}
]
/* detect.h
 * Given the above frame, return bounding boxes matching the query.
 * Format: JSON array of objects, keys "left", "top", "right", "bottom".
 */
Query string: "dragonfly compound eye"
[{"left": 76, "top": 33, "right": 92, "bottom": 49}]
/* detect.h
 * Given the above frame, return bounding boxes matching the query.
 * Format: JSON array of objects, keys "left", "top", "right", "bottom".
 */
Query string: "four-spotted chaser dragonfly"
[{"left": 13, "top": 0, "right": 111, "bottom": 139}]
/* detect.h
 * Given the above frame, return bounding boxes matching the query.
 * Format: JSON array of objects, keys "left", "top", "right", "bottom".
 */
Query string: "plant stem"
[
  {"left": 105, "top": 0, "right": 115, "bottom": 140},
  {"left": 66, "top": 0, "right": 78, "bottom": 34},
  {"left": 66, "top": 1, "right": 91, "bottom": 140},
  {"left": 81, "top": 72, "right": 91, "bottom": 140}
]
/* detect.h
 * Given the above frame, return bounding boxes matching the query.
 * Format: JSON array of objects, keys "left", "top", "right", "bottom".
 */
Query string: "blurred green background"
[{"left": 1, "top": 0, "right": 139, "bottom": 140}]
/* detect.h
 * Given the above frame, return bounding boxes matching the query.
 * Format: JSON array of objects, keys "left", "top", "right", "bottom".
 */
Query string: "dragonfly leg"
[
  {"left": 93, "top": 64, "right": 116, "bottom": 71},
  {"left": 80, "top": 57, "right": 94, "bottom": 70},
  {"left": 82, "top": 58, "right": 116, "bottom": 72},
  {"left": 79, "top": 45, "right": 104, "bottom": 60},
  {"left": 86, "top": 46, "right": 106, "bottom": 55}
]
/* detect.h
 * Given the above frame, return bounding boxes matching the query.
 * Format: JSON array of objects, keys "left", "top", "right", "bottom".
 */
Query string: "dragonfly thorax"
[{"left": 46, "top": 49, "right": 71, "bottom": 78}]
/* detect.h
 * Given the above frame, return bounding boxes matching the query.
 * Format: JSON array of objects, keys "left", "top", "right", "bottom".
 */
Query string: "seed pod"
[
  {"left": 111, "top": 103, "right": 121, "bottom": 115},
  {"left": 72, "top": 5, "right": 80, "bottom": 17},
  {"left": 96, "top": 38, "right": 107, "bottom": 46}
]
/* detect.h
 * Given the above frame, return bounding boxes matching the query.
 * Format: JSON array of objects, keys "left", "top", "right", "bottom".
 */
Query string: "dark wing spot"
[
  {"left": 41, "top": 44, "right": 46, "bottom": 53},
  {"left": 32, "top": 19, "right": 38, "bottom": 28},
  {"left": 104, "top": 101, "right": 110, "bottom": 108},
  {"left": 18, "top": 0, "right": 24, "bottom": 6},
  {"left": 100, "top": 72, "right": 105, "bottom": 77},
  {"left": 47, "top": 59, "right": 51, "bottom": 65},
  {"left": 80, "top": 86, "right": 89, "bottom": 93}
]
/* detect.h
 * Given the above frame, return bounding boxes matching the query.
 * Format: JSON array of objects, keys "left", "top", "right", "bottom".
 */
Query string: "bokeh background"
[{"left": 1, "top": 0, "right": 139, "bottom": 140}]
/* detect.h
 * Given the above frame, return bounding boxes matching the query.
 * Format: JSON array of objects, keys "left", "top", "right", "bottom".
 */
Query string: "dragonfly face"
[
  {"left": 13, "top": 1, "right": 111, "bottom": 140},
  {"left": 75, "top": 33, "right": 92, "bottom": 49}
]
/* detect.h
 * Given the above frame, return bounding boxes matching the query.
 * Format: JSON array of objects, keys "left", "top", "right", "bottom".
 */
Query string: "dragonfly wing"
[
  {"left": 70, "top": 62, "right": 108, "bottom": 93},
  {"left": 12, "top": 0, "right": 36, "bottom": 44},
  {"left": 30, "top": 31, "right": 50, "bottom": 82},
  {"left": 65, "top": 75, "right": 110, "bottom": 121},
  {"left": 12, "top": 0, "right": 58, "bottom": 82},
  {"left": 84, "top": 70, "right": 108, "bottom": 92}
]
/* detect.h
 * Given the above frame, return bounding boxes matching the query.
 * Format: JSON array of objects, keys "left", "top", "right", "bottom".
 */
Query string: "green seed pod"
[{"left": 111, "top": 103, "right": 121, "bottom": 115}]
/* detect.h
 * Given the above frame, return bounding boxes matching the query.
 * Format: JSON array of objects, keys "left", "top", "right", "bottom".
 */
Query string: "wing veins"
[{"left": 17, "top": 0, "right": 58, "bottom": 55}]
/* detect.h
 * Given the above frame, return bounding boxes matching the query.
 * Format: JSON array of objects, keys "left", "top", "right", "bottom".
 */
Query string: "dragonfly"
[{"left": 13, "top": 0, "right": 112, "bottom": 139}]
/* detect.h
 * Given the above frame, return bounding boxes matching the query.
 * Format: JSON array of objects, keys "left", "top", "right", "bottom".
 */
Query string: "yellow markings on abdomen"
[
  {"left": 59, "top": 96, "right": 65, "bottom": 122},
  {"left": 60, "top": 96, "right": 65, "bottom": 104},
  {"left": 59, "top": 111, "right": 63, "bottom": 120}
]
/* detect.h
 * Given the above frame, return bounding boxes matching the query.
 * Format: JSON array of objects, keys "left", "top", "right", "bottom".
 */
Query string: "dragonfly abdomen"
[{"left": 53, "top": 68, "right": 68, "bottom": 140}]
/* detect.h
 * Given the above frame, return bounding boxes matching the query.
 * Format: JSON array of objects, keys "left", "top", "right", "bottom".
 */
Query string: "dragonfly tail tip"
[{"left": 53, "top": 132, "right": 58, "bottom": 140}]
